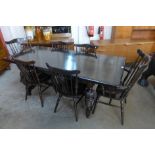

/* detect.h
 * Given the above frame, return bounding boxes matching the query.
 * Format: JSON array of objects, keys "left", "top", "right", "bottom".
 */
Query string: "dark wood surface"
[{"left": 16, "top": 47, "right": 125, "bottom": 86}]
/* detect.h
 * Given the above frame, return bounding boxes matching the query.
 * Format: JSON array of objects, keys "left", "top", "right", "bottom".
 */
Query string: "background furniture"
[
  {"left": 22, "top": 39, "right": 74, "bottom": 50},
  {"left": 5, "top": 38, "right": 34, "bottom": 57},
  {"left": 0, "top": 29, "right": 10, "bottom": 73},
  {"left": 23, "top": 26, "right": 74, "bottom": 50},
  {"left": 74, "top": 44, "right": 98, "bottom": 57},
  {"left": 91, "top": 26, "right": 155, "bottom": 63},
  {"left": 51, "top": 41, "right": 71, "bottom": 51}
]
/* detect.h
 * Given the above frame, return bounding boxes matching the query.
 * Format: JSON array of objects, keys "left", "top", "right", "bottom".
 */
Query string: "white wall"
[
  {"left": 72, "top": 26, "right": 112, "bottom": 44},
  {"left": 0, "top": 26, "right": 26, "bottom": 55},
  {"left": 1, "top": 26, "right": 112, "bottom": 43},
  {"left": 0, "top": 26, "right": 26, "bottom": 41}
]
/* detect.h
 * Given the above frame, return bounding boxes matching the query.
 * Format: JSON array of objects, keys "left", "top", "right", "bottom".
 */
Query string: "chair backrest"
[
  {"left": 120, "top": 53, "right": 150, "bottom": 99},
  {"left": 51, "top": 41, "right": 69, "bottom": 51},
  {"left": 46, "top": 63, "right": 80, "bottom": 97},
  {"left": 122, "top": 49, "right": 147, "bottom": 85},
  {"left": 5, "top": 38, "right": 33, "bottom": 57},
  {"left": 13, "top": 58, "right": 40, "bottom": 85},
  {"left": 5, "top": 39, "right": 21, "bottom": 56},
  {"left": 74, "top": 44, "right": 98, "bottom": 57}
]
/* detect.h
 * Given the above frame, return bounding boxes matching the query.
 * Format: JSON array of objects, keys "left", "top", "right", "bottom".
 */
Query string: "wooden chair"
[
  {"left": 74, "top": 44, "right": 98, "bottom": 57},
  {"left": 51, "top": 41, "right": 70, "bottom": 51},
  {"left": 92, "top": 50, "right": 150, "bottom": 125},
  {"left": 46, "top": 63, "right": 87, "bottom": 121},
  {"left": 12, "top": 58, "right": 51, "bottom": 107},
  {"left": 5, "top": 38, "right": 33, "bottom": 57}
]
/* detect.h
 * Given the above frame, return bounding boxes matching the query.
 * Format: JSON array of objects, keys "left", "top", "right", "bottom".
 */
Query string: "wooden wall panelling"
[
  {"left": 132, "top": 30, "right": 155, "bottom": 40},
  {"left": 124, "top": 43, "right": 150, "bottom": 62},
  {"left": 113, "top": 44, "right": 128, "bottom": 58},
  {"left": 151, "top": 43, "right": 155, "bottom": 52},
  {"left": 133, "top": 26, "right": 155, "bottom": 30},
  {"left": 96, "top": 44, "right": 114, "bottom": 56},
  {"left": 112, "top": 26, "right": 133, "bottom": 40}
]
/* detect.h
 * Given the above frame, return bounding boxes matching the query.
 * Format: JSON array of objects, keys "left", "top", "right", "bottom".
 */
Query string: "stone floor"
[{"left": 0, "top": 64, "right": 155, "bottom": 129}]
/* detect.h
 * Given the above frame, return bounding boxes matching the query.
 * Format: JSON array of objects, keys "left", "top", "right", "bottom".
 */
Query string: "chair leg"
[
  {"left": 74, "top": 102, "right": 78, "bottom": 122},
  {"left": 73, "top": 95, "right": 84, "bottom": 122},
  {"left": 54, "top": 94, "right": 62, "bottom": 113},
  {"left": 120, "top": 100, "right": 124, "bottom": 125},
  {"left": 25, "top": 90, "right": 28, "bottom": 101},
  {"left": 92, "top": 95, "right": 99, "bottom": 114},
  {"left": 25, "top": 86, "right": 28, "bottom": 101},
  {"left": 125, "top": 98, "right": 127, "bottom": 104},
  {"left": 109, "top": 98, "right": 112, "bottom": 104},
  {"left": 38, "top": 86, "right": 44, "bottom": 107}
]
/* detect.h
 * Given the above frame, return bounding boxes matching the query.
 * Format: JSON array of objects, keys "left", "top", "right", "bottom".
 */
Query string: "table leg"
[{"left": 85, "top": 85, "right": 97, "bottom": 118}]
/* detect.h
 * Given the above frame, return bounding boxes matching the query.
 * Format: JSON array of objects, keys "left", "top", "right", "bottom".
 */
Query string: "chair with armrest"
[
  {"left": 4, "top": 58, "right": 51, "bottom": 107},
  {"left": 92, "top": 50, "right": 150, "bottom": 125},
  {"left": 46, "top": 63, "right": 87, "bottom": 121}
]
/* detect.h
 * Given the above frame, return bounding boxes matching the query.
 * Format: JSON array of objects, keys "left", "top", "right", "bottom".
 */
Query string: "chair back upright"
[
  {"left": 46, "top": 63, "right": 80, "bottom": 97},
  {"left": 5, "top": 39, "right": 21, "bottom": 56},
  {"left": 120, "top": 50, "right": 150, "bottom": 99},
  {"left": 5, "top": 38, "right": 33, "bottom": 57},
  {"left": 122, "top": 49, "right": 148, "bottom": 85}
]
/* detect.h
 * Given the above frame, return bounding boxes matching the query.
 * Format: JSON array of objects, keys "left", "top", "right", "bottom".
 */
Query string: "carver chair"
[
  {"left": 92, "top": 50, "right": 150, "bottom": 125},
  {"left": 13, "top": 58, "right": 51, "bottom": 107}
]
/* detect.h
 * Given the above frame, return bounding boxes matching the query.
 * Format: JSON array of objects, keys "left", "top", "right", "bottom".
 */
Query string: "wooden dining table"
[{"left": 17, "top": 47, "right": 126, "bottom": 86}]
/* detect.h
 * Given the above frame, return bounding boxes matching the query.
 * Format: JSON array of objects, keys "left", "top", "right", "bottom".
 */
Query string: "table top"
[{"left": 17, "top": 47, "right": 125, "bottom": 86}]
